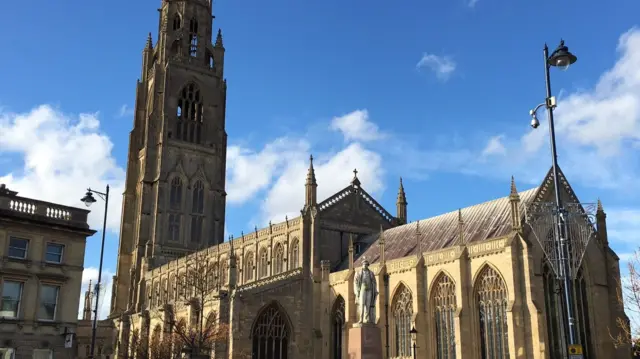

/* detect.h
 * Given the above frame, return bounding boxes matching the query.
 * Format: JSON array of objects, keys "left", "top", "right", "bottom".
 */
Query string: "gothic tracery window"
[
  {"left": 476, "top": 265, "right": 510, "bottom": 359},
  {"left": 543, "top": 265, "right": 593, "bottom": 359},
  {"left": 176, "top": 83, "right": 203, "bottom": 144},
  {"left": 273, "top": 243, "right": 285, "bottom": 274},
  {"left": 252, "top": 304, "right": 289, "bottom": 359},
  {"left": 168, "top": 177, "right": 183, "bottom": 242},
  {"left": 259, "top": 248, "right": 269, "bottom": 278},
  {"left": 392, "top": 284, "right": 413, "bottom": 358},
  {"left": 173, "top": 13, "right": 181, "bottom": 30},
  {"left": 190, "top": 180, "right": 205, "bottom": 243},
  {"left": 170, "top": 177, "right": 183, "bottom": 210},
  {"left": 208, "top": 262, "right": 219, "bottom": 290},
  {"left": 244, "top": 251, "right": 255, "bottom": 282},
  {"left": 290, "top": 239, "right": 300, "bottom": 269},
  {"left": 189, "top": 18, "right": 198, "bottom": 57},
  {"left": 220, "top": 261, "right": 228, "bottom": 286},
  {"left": 432, "top": 273, "right": 457, "bottom": 359},
  {"left": 331, "top": 296, "right": 346, "bottom": 359}
]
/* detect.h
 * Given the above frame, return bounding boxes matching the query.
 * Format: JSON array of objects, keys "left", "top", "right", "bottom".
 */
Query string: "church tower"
[{"left": 110, "top": 0, "right": 227, "bottom": 316}]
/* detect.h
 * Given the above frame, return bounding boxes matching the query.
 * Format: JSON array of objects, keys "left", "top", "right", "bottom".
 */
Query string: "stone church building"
[{"left": 84, "top": 0, "right": 630, "bottom": 358}]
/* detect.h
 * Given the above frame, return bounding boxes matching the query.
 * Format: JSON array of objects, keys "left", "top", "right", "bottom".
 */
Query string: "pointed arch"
[
  {"left": 474, "top": 263, "right": 510, "bottom": 359},
  {"left": 543, "top": 262, "right": 593, "bottom": 359},
  {"left": 190, "top": 179, "right": 205, "bottom": 243},
  {"left": 172, "top": 13, "right": 182, "bottom": 30},
  {"left": 244, "top": 251, "right": 255, "bottom": 282},
  {"left": 273, "top": 242, "right": 285, "bottom": 274},
  {"left": 289, "top": 238, "right": 300, "bottom": 269},
  {"left": 258, "top": 247, "right": 269, "bottom": 278},
  {"left": 219, "top": 259, "right": 228, "bottom": 286},
  {"left": 430, "top": 272, "right": 457, "bottom": 359},
  {"left": 189, "top": 18, "right": 198, "bottom": 57},
  {"left": 251, "top": 301, "right": 291, "bottom": 359},
  {"left": 175, "top": 82, "right": 203, "bottom": 144},
  {"left": 331, "top": 295, "right": 346, "bottom": 359},
  {"left": 391, "top": 282, "right": 413, "bottom": 358},
  {"left": 427, "top": 269, "right": 457, "bottom": 299}
]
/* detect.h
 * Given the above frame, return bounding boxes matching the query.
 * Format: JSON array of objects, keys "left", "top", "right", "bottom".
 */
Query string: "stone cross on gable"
[{"left": 353, "top": 169, "right": 358, "bottom": 177}]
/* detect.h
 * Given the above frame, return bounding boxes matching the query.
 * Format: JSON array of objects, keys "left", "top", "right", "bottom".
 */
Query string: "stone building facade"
[
  {"left": 0, "top": 184, "right": 96, "bottom": 358},
  {"left": 89, "top": 1, "right": 630, "bottom": 359}
]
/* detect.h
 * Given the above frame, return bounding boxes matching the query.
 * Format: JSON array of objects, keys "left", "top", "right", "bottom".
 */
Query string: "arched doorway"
[{"left": 252, "top": 303, "right": 290, "bottom": 359}]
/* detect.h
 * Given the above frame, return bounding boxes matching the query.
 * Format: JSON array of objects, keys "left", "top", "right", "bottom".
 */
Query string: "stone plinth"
[{"left": 348, "top": 324, "right": 383, "bottom": 359}]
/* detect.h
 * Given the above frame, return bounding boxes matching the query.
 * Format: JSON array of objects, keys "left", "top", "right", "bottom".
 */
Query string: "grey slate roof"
[{"left": 335, "top": 187, "right": 540, "bottom": 270}]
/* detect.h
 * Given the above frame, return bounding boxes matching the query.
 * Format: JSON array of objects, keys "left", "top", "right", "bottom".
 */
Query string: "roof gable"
[{"left": 318, "top": 184, "right": 396, "bottom": 225}]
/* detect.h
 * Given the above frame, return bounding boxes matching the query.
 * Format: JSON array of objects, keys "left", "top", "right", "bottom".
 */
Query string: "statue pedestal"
[{"left": 348, "top": 324, "right": 383, "bottom": 359}]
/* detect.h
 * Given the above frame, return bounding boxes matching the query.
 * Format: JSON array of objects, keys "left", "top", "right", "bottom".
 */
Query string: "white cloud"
[
  {"left": 226, "top": 137, "right": 310, "bottom": 204},
  {"left": 606, "top": 208, "right": 640, "bottom": 247},
  {"left": 117, "top": 104, "right": 134, "bottom": 118},
  {"left": 330, "top": 109, "right": 383, "bottom": 142},
  {"left": 417, "top": 53, "right": 457, "bottom": 81},
  {"left": 481, "top": 135, "right": 507, "bottom": 157},
  {"left": 468, "top": 0, "right": 480, "bottom": 7},
  {"left": 260, "top": 142, "right": 385, "bottom": 224},
  {"left": 78, "top": 267, "right": 114, "bottom": 320},
  {"left": 471, "top": 27, "right": 640, "bottom": 192},
  {"left": 0, "top": 105, "right": 125, "bottom": 233}
]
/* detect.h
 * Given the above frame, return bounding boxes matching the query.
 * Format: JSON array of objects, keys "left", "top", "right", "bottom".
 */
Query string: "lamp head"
[
  {"left": 410, "top": 326, "right": 418, "bottom": 340},
  {"left": 80, "top": 190, "right": 97, "bottom": 207},
  {"left": 529, "top": 110, "right": 540, "bottom": 129},
  {"left": 548, "top": 40, "right": 577, "bottom": 71}
]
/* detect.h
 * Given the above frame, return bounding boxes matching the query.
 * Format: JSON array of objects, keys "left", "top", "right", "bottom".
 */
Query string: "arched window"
[
  {"left": 543, "top": 264, "right": 563, "bottom": 358},
  {"left": 432, "top": 273, "right": 456, "bottom": 359},
  {"left": 153, "top": 282, "right": 160, "bottom": 308},
  {"left": 209, "top": 262, "right": 219, "bottom": 290},
  {"left": 168, "top": 177, "right": 183, "bottom": 242},
  {"left": 575, "top": 269, "right": 593, "bottom": 358},
  {"left": 252, "top": 303, "right": 289, "bottom": 359},
  {"left": 170, "top": 177, "right": 183, "bottom": 210},
  {"left": 220, "top": 261, "right": 228, "bottom": 286},
  {"left": 259, "top": 247, "right": 269, "bottom": 278},
  {"left": 173, "top": 13, "right": 181, "bottom": 30},
  {"left": 476, "top": 265, "right": 509, "bottom": 359},
  {"left": 168, "top": 214, "right": 181, "bottom": 242},
  {"left": 331, "top": 296, "right": 345, "bottom": 359},
  {"left": 189, "top": 18, "right": 198, "bottom": 57},
  {"left": 544, "top": 265, "right": 593, "bottom": 359},
  {"left": 392, "top": 284, "right": 413, "bottom": 358},
  {"left": 169, "top": 274, "right": 176, "bottom": 301},
  {"left": 176, "top": 83, "right": 203, "bottom": 144},
  {"left": 244, "top": 251, "right": 255, "bottom": 282},
  {"left": 190, "top": 180, "right": 205, "bottom": 243},
  {"left": 205, "top": 49, "right": 215, "bottom": 69},
  {"left": 160, "top": 278, "right": 167, "bottom": 305},
  {"left": 290, "top": 239, "right": 299, "bottom": 269},
  {"left": 273, "top": 243, "right": 285, "bottom": 274}
]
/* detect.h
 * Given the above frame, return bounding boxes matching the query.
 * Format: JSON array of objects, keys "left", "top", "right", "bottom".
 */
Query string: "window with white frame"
[
  {"left": 0, "top": 280, "right": 23, "bottom": 318},
  {"left": 38, "top": 285, "right": 60, "bottom": 321},
  {"left": 8, "top": 237, "right": 28, "bottom": 259},
  {"left": 32, "top": 349, "right": 52, "bottom": 359},
  {"left": 0, "top": 348, "right": 15, "bottom": 359},
  {"left": 45, "top": 243, "right": 64, "bottom": 263}
]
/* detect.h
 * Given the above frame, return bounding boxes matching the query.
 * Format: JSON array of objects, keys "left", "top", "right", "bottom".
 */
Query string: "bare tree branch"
[{"left": 611, "top": 249, "right": 640, "bottom": 355}]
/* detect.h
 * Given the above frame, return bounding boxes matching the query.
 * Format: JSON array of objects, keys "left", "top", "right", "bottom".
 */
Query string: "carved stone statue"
[{"left": 354, "top": 258, "right": 378, "bottom": 324}]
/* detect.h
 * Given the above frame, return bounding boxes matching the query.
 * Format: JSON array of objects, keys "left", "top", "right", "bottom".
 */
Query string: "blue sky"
[{"left": 1, "top": 0, "right": 640, "bottom": 319}]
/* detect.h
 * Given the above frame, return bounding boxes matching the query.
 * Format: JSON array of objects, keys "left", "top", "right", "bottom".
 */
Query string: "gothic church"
[{"left": 83, "top": 1, "right": 630, "bottom": 358}]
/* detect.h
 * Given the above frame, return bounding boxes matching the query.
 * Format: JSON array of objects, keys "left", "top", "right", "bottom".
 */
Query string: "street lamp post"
[
  {"left": 528, "top": 40, "right": 580, "bottom": 352},
  {"left": 81, "top": 185, "right": 110, "bottom": 359},
  {"left": 410, "top": 326, "right": 418, "bottom": 359}
]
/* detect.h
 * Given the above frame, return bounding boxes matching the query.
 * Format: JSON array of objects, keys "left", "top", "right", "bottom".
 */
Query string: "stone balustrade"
[{"left": 0, "top": 186, "right": 91, "bottom": 229}]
